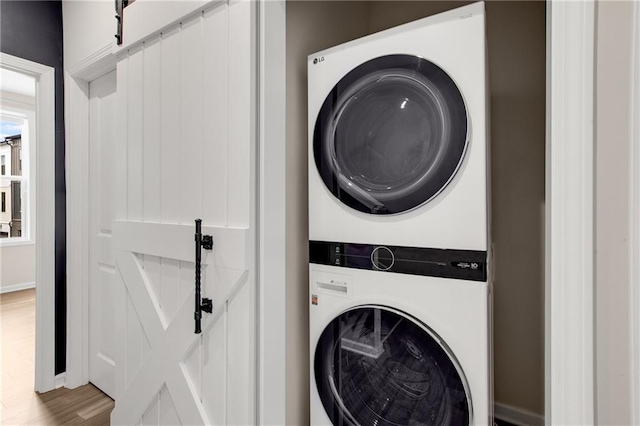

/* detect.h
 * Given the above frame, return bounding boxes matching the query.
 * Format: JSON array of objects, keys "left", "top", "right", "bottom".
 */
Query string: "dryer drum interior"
[
  {"left": 314, "top": 54, "right": 468, "bottom": 215},
  {"left": 314, "top": 306, "right": 471, "bottom": 426}
]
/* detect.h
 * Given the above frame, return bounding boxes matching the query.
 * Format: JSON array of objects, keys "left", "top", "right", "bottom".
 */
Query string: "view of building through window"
[{"left": 0, "top": 121, "right": 25, "bottom": 239}]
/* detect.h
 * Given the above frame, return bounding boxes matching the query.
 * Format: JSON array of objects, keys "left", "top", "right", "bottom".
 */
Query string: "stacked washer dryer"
[{"left": 308, "top": 2, "right": 491, "bottom": 425}]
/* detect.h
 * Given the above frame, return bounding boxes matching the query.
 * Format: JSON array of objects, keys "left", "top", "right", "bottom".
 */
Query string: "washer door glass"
[
  {"left": 314, "top": 306, "right": 471, "bottom": 426},
  {"left": 313, "top": 55, "right": 468, "bottom": 214}
]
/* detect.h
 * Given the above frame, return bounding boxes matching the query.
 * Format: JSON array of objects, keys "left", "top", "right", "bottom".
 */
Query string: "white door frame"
[
  {"left": 63, "top": 1, "right": 598, "bottom": 423},
  {"left": 545, "top": 1, "right": 596, "bottom": 423},
  {"left": 257, "top": 0, "right": 286, "bottom": 423},
  {"left": 64, "top": 43, "right": 116, "bottom": 389},
  {"left": 0, "top": 52, "right": 56, "bottom": 393},
  {"left": 629, "top": 1, "right": 640, "bottom": 423}
]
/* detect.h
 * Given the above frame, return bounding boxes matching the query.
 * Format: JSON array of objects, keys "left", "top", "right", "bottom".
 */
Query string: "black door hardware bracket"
[
  {"left": 194, "top": 219, "right": 213, "bottom": 334},
  {"left": 114, "top": 0, "right": 128, "bottom": 45},
  {"left": 201, "top": 234, "right": 213, "bottom": 250}
]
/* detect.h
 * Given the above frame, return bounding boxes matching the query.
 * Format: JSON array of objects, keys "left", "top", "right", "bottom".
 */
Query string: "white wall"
[
  {"left": 595, "top": 1, "right": 634, "bottom": 424},
  {"left": 0, "top": 244, "right": 36, "bottom": 292},
  {"left": 62, "top": 0, "right": 114, "bottom": 70}
]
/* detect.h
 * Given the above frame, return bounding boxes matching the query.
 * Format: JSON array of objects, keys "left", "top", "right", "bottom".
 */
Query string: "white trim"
[
  {"left": 66, "top": 43, "right": 113, "bottom": 81},
  {"left": 257, "top": 1, "right": 286, "bottom": 425},
  {"left": 544, "top": 3, "right": 552, "bottom": 420},
  {"left": 0, "top": 52, "right": 57, "bottom": 394},
  {"left": 0, "top": 238, "right": 34, "bottom": 247},
  {"left": 64, "top": 48, "right": 116, "bottom": 390},
  {"left": 64, "top": 71, "right": 90, "bottom": 390},
  {"left": 494, "top": 402, "right": 544, "bottom": 426},
  {"left": 0, "top": 281, "right": 36, "bottom": 294},
  {"left": 54, "top": 372, "right": 66, "bottom": 389},
  {"left": 0, "top": 91, "right": 35, "bottom": 111},
  {"left": 546, "top": 1, "right": 596, "bottom": 424},
  {"left": 629, "top": 1, "right": 640, "bottom": 423},
  {"left": 34, "top": 61, "right": 56, "bottom": 395},
  {"left": 0, "top": 108, "right": 27, "bottom": 123}
]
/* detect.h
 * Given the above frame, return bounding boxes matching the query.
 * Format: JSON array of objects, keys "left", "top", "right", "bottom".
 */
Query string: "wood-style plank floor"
[{"left": 1, "top": 289, "right": 114, "bottom": 425}]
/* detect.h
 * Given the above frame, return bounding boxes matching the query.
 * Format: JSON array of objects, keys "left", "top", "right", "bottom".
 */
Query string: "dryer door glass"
[
  {"left": 313, "top": 54, "right": 468, "bottom": 215},
  {"left": 314, "top": 306, "right": 471, "bottom": 426}
]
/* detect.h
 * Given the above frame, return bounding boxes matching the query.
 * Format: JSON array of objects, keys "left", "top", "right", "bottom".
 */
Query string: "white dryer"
[
  {"left": 309, "top": 265, "right": 490, "bottom": 425},
  {"left": 308, "top": 1, "right": 489, "bottom": 252},
  {"left": 308, "top": 3, "right": 491, "bottom": 426}
]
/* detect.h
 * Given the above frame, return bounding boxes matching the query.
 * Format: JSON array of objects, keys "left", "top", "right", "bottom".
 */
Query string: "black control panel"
[{"left": 309, "top": 240, "right": 487, "bottom": 282}]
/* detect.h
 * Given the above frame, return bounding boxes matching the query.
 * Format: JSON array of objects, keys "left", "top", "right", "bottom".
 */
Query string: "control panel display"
[{"left": 310, "top": 240, "right": 487, "bottom": 282}]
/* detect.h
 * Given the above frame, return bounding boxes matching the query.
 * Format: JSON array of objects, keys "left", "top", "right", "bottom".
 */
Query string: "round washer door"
[
  {"left": 313, "top": 54, "right": 468, "bottom": 215},
  {"left": 314, "top": 306, "right": 471, "bottom": 426}
]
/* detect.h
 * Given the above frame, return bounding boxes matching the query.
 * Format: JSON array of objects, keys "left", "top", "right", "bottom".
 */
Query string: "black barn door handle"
[{"left": 194, "top": 219, "right": 213, "bottom": 334}]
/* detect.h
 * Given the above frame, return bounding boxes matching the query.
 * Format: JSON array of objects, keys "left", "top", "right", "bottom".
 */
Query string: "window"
[
  {"left": 0, "top": 125, "right": 29, "bottom": 242},
  {"left": 1, "top": 72, "right": 34, "bottom": 244}
]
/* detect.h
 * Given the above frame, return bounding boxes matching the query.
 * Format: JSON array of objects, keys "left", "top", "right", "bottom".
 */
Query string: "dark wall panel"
[{"left": 0, "top": 0, "right": 66, "bottom": 375}]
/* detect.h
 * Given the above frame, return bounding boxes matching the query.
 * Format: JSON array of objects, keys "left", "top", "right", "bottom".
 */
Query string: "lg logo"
[{"left": 313, "top": 56, "right": 325, "bottom": 65}]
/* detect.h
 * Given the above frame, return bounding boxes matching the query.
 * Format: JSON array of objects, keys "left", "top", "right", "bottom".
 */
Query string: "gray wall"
[
  {"left": 595, "top": 1, "right": 634, "bottom": 424},
  {"left": 0, "top": 0, "right": 66, "bottom": 375},
  {"left": 286, "top": 1, "right": 546, "bottom": 422},
  {"left": 483, "top": 2, "right": 546, "bottom": 414}
]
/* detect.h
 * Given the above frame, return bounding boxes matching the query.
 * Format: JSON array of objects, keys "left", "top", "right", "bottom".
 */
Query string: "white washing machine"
[
  {"left": 308, "top": 1, "right": 489, "bottom": 252},
  {"left": 308, "top": 2, "right": 491, "bottom": 425},
  {"left": 309, "top": 265, "right": 490, "bottom": 425}
]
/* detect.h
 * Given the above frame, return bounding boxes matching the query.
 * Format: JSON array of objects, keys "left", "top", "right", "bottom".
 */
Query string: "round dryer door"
[
  {"left": 314, "top": 306, "right": 471, "bottom": 426},
  {"left": 313, "top": 54, "right": 468, "bottom": 215}
]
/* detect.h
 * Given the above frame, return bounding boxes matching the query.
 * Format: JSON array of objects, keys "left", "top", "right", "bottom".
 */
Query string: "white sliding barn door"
[
  {"left": 110, "top": 2, "right": 256, "bottom": 425},
  {"left": 89, "top": 70, "right": 118, "bottom": 399}
]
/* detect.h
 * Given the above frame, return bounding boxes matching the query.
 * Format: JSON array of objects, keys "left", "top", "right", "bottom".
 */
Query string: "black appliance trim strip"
[{"left": 309, "top": 240, "right": 487, "bottom": 282}]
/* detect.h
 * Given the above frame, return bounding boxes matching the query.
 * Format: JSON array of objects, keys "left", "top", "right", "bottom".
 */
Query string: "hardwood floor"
[{"left": 1, "top": 289, "right": 114, "bottom": 425}]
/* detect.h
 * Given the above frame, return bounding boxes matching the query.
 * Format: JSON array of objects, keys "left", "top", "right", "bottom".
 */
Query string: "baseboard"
[
  {"left": 54, "top": 373, "right": 66, "bottom": 389},
  {"left": 494, "top": 402, "right": 544, "bottom": 426},
  {"left": 0, "top": 281, "right": 36, "bottom": 294}
]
